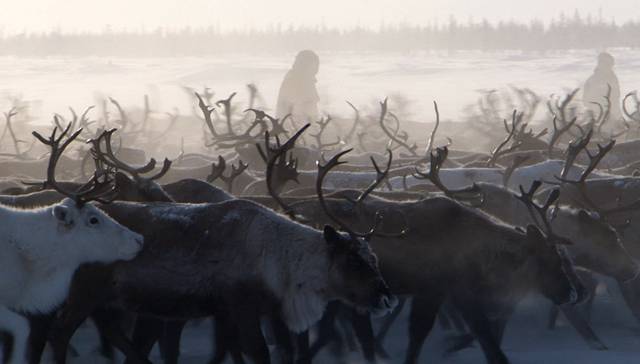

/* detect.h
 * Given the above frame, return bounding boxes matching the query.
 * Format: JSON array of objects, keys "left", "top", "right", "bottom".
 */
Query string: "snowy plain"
[{"left": 3, "top": 49, "right": 640, "bottom": 125}]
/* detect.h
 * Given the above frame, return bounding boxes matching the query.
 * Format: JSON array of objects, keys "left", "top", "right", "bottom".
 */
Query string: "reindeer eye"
[{"left": 89, "top": 217, "right": 100, "bottom": 225}]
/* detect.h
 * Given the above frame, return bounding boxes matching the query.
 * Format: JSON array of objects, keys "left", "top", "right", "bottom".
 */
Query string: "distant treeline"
[{"left": 2, "top": 12, "right": 639, "bottom": 56}]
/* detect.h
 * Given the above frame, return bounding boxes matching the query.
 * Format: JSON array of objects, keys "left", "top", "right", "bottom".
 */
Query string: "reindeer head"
[
  {"left": 89, "top": 129, "right": 174, "bottom": 203},
  {"left": 323, "top": 225, "right": 397, "bottom": 316},
  {"left": 47, "top": 198, "right": 143, "bottom": 263},
  {"left": 564, "top": 209, "right": 639, "bottom": 282},
  {"left": 516, "top": 181, "right": 587, "bottom": 306},
  {"left": 31, "top": 124, "right": 143, "bottom": 265},
  {"left": 522, "top": 224, "right": 586, "bottom": 306}
]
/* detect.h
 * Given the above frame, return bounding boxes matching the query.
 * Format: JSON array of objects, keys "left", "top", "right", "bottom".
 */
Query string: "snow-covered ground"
[
  {"left": 3, "top": 49, "right": 640, "bottom": 125},
  {"left": 52, "top": 281, "right": 640, "bottom": 363}
]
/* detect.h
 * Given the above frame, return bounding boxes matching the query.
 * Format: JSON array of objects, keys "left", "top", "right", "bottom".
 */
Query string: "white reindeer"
[{"left": 0, "top": 125, "right": 144, "bottom": 364}]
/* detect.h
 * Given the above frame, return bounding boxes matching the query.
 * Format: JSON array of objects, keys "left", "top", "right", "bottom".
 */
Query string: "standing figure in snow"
[
  {"left": 276, "top": 50, "right": 320, "bottom": 122},
  {"left": 583, "top": 52, "right": 622, "bottom": 122}
]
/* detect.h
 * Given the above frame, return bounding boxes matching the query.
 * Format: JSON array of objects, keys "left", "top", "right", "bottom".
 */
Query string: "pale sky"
[{"left": 0, "top": 0, "right": 637, "bottom": 35}]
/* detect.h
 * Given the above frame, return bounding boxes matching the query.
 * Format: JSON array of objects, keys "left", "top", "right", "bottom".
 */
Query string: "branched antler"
[
  {"left": 516, "top": 181, "right": 567, "bottom": 243},
  {"left": 2, "top": 107, "right": 24, "bottom": 157},
  {"left": 207, "top": 155, "right": 227, "bottom": 183},
  {"left": 33, "top": 124, "right": 116, "bottom": 206},
  {"left": 310, "top": 116, "right": 340, "bottom": 151},
  {"left": 261, "top": 124, "right": 311, "bottom": 218},
  {"left": 425, "top": 101, "right": 446, "bottom": 155},
  {"left": 551, "top": 131, "right": 640, "bottom": 216},
  {"left": 349, "top": 149, "right": 393, "bottom": 204},
  {"left": 207, "top": 156, "right": 248, "bottom": 194},
  {"left": 547, "top": 115, "right": 577, "bottom": 158},
  {"left": 196, "top": 92, "right": 219, "bottom": 138},
  {"left": 216, "top": 92, "right": 238, "bottom": 136},
  {"left": 486, "top": 110, "right": 524, "bottom": 167},
  {"left": 317, "top": 149, "right": 407, "bottom": 239},
  {"left": 414, "top": 146, "right": 484, "bottom": 205},
  {"left": 344, "top": 101, "right": 361, "bottom": 143},
  {"left": 109, "top": 97, "right": 133, "bottom": 132},
  {"left": 378, "top": 98, "right": 418, "bottom": 157},
  {"left": 90, "top": 129, "right": 172, "bottom": 183},
  {"left": 547, "top": 88, "right": 580, "bottom": 135}
]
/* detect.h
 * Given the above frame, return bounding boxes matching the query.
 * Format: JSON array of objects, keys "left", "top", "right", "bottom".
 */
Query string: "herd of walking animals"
[{"left": 2, "top": 83, "right": 640, "bottom": 364}]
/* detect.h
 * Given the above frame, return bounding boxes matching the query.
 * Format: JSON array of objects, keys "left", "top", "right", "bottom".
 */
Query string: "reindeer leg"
[
  {"left": 455, "top": 302, "right": 510, "bottom": 364},
  {"left": 95, "top": 319, "right": 115, "bottom": 361},
  {"left": 26, "top": 313, "right": 54, "bottom": 364},
  {"left": 617, "top": 280, "right": 640, "bottom": 325},
  {"left": 350, "top": 311, "right": 376, "bottom": 363},
  {"left": 307, "top": 302, "right": 340, "bottom": 359},
  {"left": 209, "top": 316, "right": 245, "bottom": 364},
  {"left": 269, "top": 316, "right": 294, "bottom": 364},
  {"left": 123, "top": 316, "right": 162, "bottom": 363},
  {"left": 49, "top": 301, "right": 99, "bottom": 364},
  {"left": 92, "top": 309, "right": 152, "bottom": 364},
  {"left": 404, "top": 294, "right": 443, "bottom": 364},
  {"left": 232, "top": 308, "right": 270, "bottom": 364},
  {"left": 547, "top": 305, "right": 560, "bottom": 330},
  {"left": 294, "top": 331, "right": 311, "bottom": 364},
  {"left": 559, "top": 306, "right": 607, "bottom": 351},
  {"left": 374, "top": 297, "right": 406, "bottom": 358},
  {"left": 444, "top": 302, "right": 467, "bottom": 333},
  {"left": 159, "top": 320, "right": 187, "bottom": 364}
]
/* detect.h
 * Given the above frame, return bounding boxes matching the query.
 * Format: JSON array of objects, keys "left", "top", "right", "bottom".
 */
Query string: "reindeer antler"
[
  {"left": 90, "top": 129, "right": 172, "bottom": 183},
  {"left": 557, "top": 130, "right": 614, "bottom": 184},
  {"left": 516, "top": 181, "right": 566, "bottom": 243},
  {"left": 351, "top": 149, "right": 393, "bottom": 204},
  {"left": 317, "top": 149, "right": 407, "bottom": 240},
  {"left": 207, "top": 155, "right": 227, "bottom": 183},
  {"left": 378, "top": 98, "right": 418, "bottom": 157},
  {"left": 547, "top": 115, "right": 577, "bottom": 158},
  {"left": 414, "top": 146, "right": 484, "bottom": 205},
  {"left": 486, "top": 110, "right": 524, "bottom": 167},
  {"left": 216, "top": 92, "right": 237, "bottom": 135},
  {"left": 219, "top": 160, "right": 248, "bottom": 193},
  {"left": 623, "top": 91, "right": 640, "bottom": 123},
  {"left": 262, "top": 124, "right": 311, "bottom": 218},
  {"left": 33, "top": 124, "right": 116, "bottom": 206},
  {"left": 552, "top": 131, "right": 640, "bottom": 216},
  {"left": 310, "top": 116, "right": 340, "bottom": 151}
]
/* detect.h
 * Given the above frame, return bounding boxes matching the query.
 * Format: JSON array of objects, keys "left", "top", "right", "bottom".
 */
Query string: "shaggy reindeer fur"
[
  {"left": 106, "top": 200, "right": 390, "bottom": 332},
  {"left": 0, "top": 198, "right": 142, "bottom": 363},
  {"left": 0, "top": 199, "right": 142, "bottom": 313}
]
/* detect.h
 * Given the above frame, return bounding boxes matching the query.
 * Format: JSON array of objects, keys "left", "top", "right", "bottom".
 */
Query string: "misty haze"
[{"left": 1, "top": 1, "right": 640, "bottom": 364}]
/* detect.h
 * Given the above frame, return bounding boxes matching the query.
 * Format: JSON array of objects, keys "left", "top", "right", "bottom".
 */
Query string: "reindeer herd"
[{"left": 0, "top": 85, "right": 639, "bottom": 364}]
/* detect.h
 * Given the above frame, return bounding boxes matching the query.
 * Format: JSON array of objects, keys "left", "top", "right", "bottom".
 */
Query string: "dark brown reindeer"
[{"left": 251, "top": 124, "right": 584, "bottom": 364}]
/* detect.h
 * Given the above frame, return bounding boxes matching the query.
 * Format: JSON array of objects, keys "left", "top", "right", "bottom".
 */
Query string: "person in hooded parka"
[
  {"left": 583, "top": 52, "right": 622, "bottom": 122},
  {"left": 276, "top": 50, "right": 320, "bottom": 123}
]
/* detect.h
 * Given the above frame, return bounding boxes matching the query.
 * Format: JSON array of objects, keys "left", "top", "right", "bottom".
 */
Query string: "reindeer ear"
[
  {"left": 578, "top": 209, "right": 599, "bottom": 221},
  {"left": 53, "top": 205, "right": 74, "bottom": 226},
  {"left": 524, "top": 224, "right": 545, "bottom": 250},
  {"left": 323, "top": 225, "right": 346, "bottom": 248},
  {"left": 114, "top": 172, "right": 131, "bottom": 187},
  {"left": 525, "top": 224, "right": 543, "bottom": 238}
]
